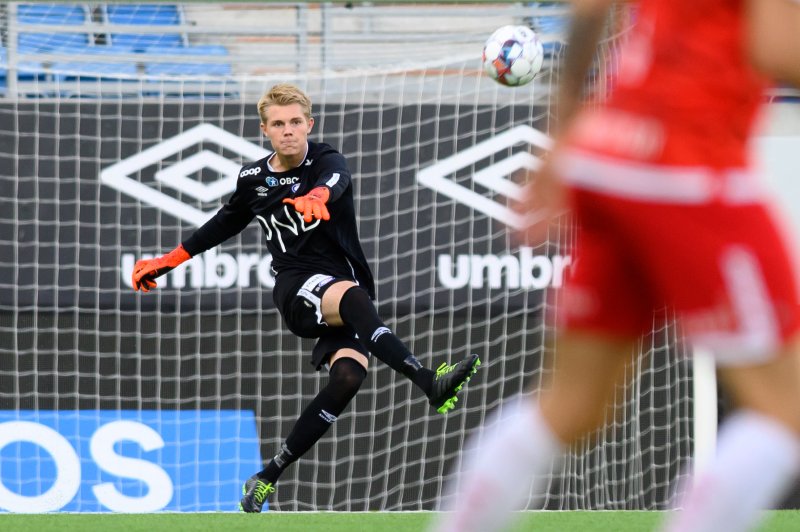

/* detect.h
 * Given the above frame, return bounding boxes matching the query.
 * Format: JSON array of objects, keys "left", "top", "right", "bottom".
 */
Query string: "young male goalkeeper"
[{"left": 130, "top": 83, "right": 480, "bottom": 513}]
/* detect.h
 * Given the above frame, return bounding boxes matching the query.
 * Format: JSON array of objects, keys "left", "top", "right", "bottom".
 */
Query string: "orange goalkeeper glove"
[
  {"left": 131, "top": 244, "right": 191, "bottom": 292},
  {"left": 283, "top": 186, "right": 331, "bottom": 223}
]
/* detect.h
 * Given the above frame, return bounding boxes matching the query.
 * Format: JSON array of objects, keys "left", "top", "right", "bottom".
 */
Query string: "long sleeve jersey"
[{"left": 181, "top": 141, "right": 375, "bottom": 298}]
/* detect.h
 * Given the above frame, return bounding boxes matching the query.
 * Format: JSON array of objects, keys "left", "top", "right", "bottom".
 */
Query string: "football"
[{"left": 482, "top": 25, "right": 544, "bottom": 87}]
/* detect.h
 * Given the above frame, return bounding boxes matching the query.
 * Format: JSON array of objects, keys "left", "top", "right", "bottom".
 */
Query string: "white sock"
[
  {"left": 434, "top": 398, "right": 564, "bottom": 532},
  {"left": 662, "top": 411, "right": 800, "bottom": 532}
]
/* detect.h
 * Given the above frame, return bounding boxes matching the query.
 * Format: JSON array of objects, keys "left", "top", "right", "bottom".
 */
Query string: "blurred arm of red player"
[
  {"left": 747, "top": 0, "right": 800, "bottom": 88},
  {"left": 519, "top": 0, "right": 613, "bottom": 245}
]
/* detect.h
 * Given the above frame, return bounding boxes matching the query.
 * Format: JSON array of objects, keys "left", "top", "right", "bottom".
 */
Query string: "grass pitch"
[{"left": 1, "top": 510, "right": 799, "bottom": 531}]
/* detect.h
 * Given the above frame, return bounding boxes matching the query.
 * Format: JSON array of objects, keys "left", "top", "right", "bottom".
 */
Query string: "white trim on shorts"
[
  {"left": 694, "top": 246, "right": 781, "bottom": 366},
  {"left": 558, "top": 149, "right": 787, "bottom": 365},
  {"left": 296, "top": 274, "right": 335, "bottom": 326}
]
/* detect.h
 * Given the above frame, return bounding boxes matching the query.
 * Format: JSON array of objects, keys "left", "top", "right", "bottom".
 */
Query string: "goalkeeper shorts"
[{"left": 273, "top": 271, "right": 370, "bottom": 370}]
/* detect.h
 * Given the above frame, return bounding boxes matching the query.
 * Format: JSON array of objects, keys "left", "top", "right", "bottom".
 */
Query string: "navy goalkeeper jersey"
[{"left": 181, "top": 141, "right": 375, "bottom": 298}]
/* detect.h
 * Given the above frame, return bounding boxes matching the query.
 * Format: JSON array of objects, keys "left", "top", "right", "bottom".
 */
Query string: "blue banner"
[{"left": 0, "top": 410, "right": 262, "bottom": 512}]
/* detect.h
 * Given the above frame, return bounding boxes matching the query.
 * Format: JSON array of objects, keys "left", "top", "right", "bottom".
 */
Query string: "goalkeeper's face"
[{"left": 260, "top": 103, "right": 315, "bottom": 159}]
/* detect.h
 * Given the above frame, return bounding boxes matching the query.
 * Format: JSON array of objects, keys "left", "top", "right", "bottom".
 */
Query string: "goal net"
[{"left": 0, "top": 1, "right": 695, "bottom": 513}]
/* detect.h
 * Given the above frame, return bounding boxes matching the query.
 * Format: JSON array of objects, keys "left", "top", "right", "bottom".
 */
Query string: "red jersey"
[
  {"left": 554, "top": 0, "right": 800, "bottom": 359},
  {"left": 570, "top": 0, "right": 769, "bottom": 168}
]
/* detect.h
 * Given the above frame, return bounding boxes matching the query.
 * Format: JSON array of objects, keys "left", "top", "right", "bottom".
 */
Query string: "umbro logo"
[
  {"left": 100, "top": 123, "right": 269, "bottom": 226},
  {"left": 255, "top": 186, "right": 269, "bottom": 197},
  {"left": 318, "top": 410, "right": 337, "bottom": 424},
  {"left": 416, "top": 125, "right": 552, "bottom": 229}
]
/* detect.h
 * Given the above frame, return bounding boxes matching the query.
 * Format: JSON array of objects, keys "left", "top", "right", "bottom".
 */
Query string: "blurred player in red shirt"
[{"left": 435, "top": 1, "right": 800, "bottom": 531}]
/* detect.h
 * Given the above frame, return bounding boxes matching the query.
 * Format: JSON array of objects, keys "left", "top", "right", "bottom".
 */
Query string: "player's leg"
[
  {"left": 435, "top": 186, "right": 647, "bottom": 531},
  {"left": 322, "top": 280, "right": 480, "bottom": 413},
  {"left": 661, "top": 338, "right": 800, "bottom": 532},
  {"left": 240, "top": 347, "right": 368, "bottom": 513},
  {"left": 435, "top": 330, "right": 635, "bottom": 532},
  {"left": 652, "top": 199, "right": 800, "bottom": 531}
]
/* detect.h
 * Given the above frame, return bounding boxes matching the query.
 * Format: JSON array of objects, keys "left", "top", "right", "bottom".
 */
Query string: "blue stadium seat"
[
  {"left": 51, "top": 61, "right": 138, "bottom": 81},
  {"left": 17, "top": 3, "right": 91, "bottom": 53},
  {"left": 17, "top": 4, "right": 87, "bottom": 24},
  {"left": 0, "top": 48, "right": 6, "bottom": 90},
  {"left": 80, "top": 44, "right": 137, "bottom": 55},
  {"left": 111, "top": 33, "right": 184, "bottom": 51},
  {"left": 105, "top": 4, "right": 181, "bottom": 25},
  {"left": 17, "top": 61, "right": 48, "bottom": 82},
  {"left": 143, "top": 44, "right": 231, "bottom": 76},
  {"left": 1, "top": 46, "right": 49, "bottom": 82},
  {"left": 145, "top": 44, "right": 228, "bottom": 56},
  {"left": 18, "top": 33, "right": 91, "bottom": 53},
  {"left": 528, "top": 1, "right": 567, "bottom": 58},
  {"left": 104, "top": 4, "right": 185, "bottom": 52}
]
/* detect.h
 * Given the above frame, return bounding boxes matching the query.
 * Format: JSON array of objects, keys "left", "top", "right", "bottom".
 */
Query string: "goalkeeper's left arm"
[{"left": 282, "top": 151, "right": 352, "bottom": 223}]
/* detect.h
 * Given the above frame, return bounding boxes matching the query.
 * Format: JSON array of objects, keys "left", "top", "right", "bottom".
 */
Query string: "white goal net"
[{"left": 0, "top": 1, "right": 695, "bottom": 513}]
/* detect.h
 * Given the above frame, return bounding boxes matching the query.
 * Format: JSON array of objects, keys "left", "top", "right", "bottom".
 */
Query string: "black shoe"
[
  {"left": 238, "top": 475, "right": 275, "bottom": 513},
  {"left": 428, "top": 354, "right": 481, "bottom": 414}
]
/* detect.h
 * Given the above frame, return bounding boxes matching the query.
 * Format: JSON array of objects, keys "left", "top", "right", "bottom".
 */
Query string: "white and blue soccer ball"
[{"left": 482, "top": 25, "right": 544, "bottom": 87}]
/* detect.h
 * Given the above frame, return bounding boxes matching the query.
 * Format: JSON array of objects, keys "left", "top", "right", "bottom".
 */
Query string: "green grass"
[{"left": 1, "top": 511, "right": 799, "bottom": 532}]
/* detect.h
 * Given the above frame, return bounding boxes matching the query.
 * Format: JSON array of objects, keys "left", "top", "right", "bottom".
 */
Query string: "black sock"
[
  {"left": 257, "top": 357, "right": 366, "bottom": 484},
  {"left": 338, "top": 286, "right": 434, "bottom": 395}
]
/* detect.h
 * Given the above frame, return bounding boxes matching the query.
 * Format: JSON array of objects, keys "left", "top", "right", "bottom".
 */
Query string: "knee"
[
  {"left": 329, "top": 356, "right": 367, "bottom": 398},
  {"left": 320, "top": 281, "right": 359, "bottom": 326},
  {"left": 541, "top": 392, "right": 609, "bottom": 445},
  {"left": 337, "top": 285, "right": 373, "bottom": 319}
]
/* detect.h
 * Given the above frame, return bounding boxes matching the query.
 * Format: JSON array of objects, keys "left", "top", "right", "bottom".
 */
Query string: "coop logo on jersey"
[
  {"left": 239, "top": 166, "right": 262, "bottom": 178},
  {"left": 100, "top": 123, "right": 270, "bottom": 227},
  {"left": 416, "top": 125, "right": 552, "bottom": 230}
]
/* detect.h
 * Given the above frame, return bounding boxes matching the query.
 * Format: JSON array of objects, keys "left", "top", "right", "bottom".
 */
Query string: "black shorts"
[{"left": 273, "top": 271, "right": 370, "bottom": 371}]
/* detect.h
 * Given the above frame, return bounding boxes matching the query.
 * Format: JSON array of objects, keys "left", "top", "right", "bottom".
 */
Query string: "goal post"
[{"left": 0, "top": 1, "right": 704, "bottom": 513}]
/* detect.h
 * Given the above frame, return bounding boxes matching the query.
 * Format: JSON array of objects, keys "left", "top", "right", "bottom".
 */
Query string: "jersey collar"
[{"left": 266, "top": 142, "right": 310, "bottom": 173}]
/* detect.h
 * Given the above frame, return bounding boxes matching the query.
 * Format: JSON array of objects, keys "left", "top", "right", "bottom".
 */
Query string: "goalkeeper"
[{"left": 130, "top": 83, "right": 480, "bottom": 513}]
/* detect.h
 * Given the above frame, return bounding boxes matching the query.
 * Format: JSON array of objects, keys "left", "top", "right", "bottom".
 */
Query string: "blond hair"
[{"left": 257, "top": 83, "right": 312, "bottom": 124}]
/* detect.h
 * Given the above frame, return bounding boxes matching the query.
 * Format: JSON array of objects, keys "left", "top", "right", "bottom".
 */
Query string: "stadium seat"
[
  {"left": 16, "top": 60, "right": 48, "bottom": 82},
  {"left": 17, "top": 3, "right": 91, "bottom": 53},
  {"left": 144, "top": 44, "right": 228, "bottom": 57},
  {"left": 104, "top": 4, "right": 185, "bottom": 52},
  {"left": 80, "top": 44, "right": 137, "bottom": 55},
  {"left": 17, "top": 3, "right": 87, "bottom": 24},
  {"left": 105, "top": 4, "right": 181, "bottom": 25},
  {"left": 143, "top": 45, "right": 232, "bottom": 77},
  {"left": 0, "top": 46, "right": 48, "bottom": 82},
  {"left": 0, "top": 48, "right": 6, "bottom": 91},
  {"left": 51, "top": 61, "right": 138, "bottom": 81},
  {"left": 528, "top": 1, "right": 567, "bottom": 58}
]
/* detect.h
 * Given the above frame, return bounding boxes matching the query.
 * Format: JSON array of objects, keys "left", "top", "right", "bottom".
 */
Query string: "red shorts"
[{"left": 555, "top": 149, "right": 800, "bottom": 365}]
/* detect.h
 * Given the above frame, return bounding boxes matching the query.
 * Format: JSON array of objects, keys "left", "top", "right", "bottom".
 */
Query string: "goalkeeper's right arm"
[
  {"left": 131, "top": 174, "right": 255, "bottom": 292},
  {"left": 131, "top": 244, "right": 191, "bottom": 292}
]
